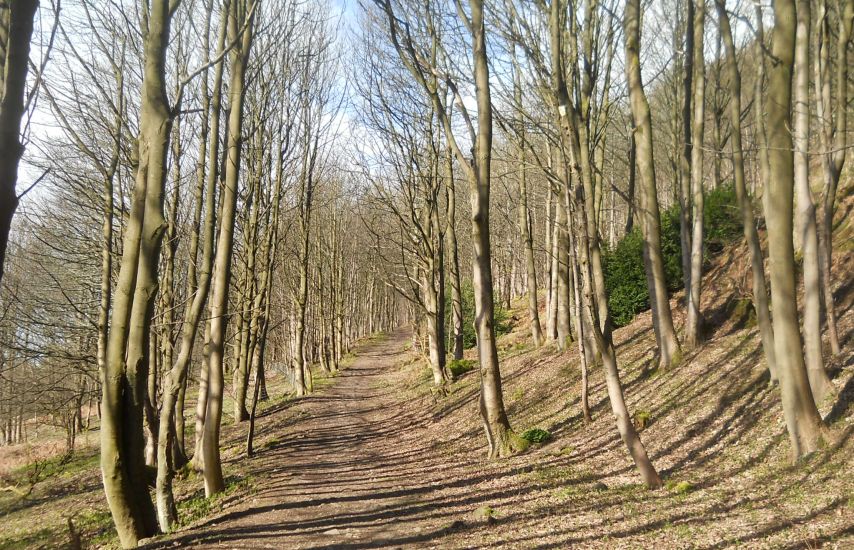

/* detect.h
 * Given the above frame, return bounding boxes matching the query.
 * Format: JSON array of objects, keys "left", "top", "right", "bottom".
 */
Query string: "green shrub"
[
  {"left": 633, "top": 409, "right": 652, "bottom": 430},
  {"left": 660, "top": 206, "right": 684, "bottom": 291},
  {"left": 704, "top": 184, "right": 742, "bottom": 245},
  {"left": 603, "top": 229, "right": 650, "bottom": 327},
  {"left": 520, "top": 428, "right": 552, "bottom": 444},
  {"left": 603, "top": 186, "right": 740, "bottom": 327},
  {"left": 448, "top": 359, "right": 476, "bottom": 377},
  {"left": 445, "top": 282, "right": 512, "bottom": 349}
]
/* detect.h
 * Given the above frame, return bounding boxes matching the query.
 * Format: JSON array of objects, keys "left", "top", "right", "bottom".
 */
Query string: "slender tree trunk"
[
  {"left": 101, "top": 0, "right": 177, "bottom": 544},
  {"left": 569, "top": 220, "right": 591, "bottom": 422},
  {"left": 625, "top": 129, "right": 636, "bottom": 234},
  {"left": 203, "top": 0, "right": 254, "bottom": 497},
  {"left": 815, "top": 0, "right": 852, "bottom": 357},
  {"left": 685, "top": 0, "right": 706, "bottom": 349},
  {"left": 233, "top": 161, "right": 261, "bottom": 421},
  {"left": 555, "top": 179, "right": 572, "bottom": 350},
  {"left": 96, "top": 76, "right": 123, "bottom": 405},
  {"left": 547, "top": 187, "right": 559, "bottom": 341},
  {"left": 156, "top": 1, "right": 225, "bottom": 528},
  {"left": 468, "top": 0, "right": 525, "bottom": 457},
  {"left": 793, "top": 0, "right": 832, "bottom": 400},
  {"left": 511, "top": 52, "right": 543, "bottom": 346},
  {"left": 571, "top": 163, "right": 662, "bottom": 489},
  {"left": 191, "top": 323, "right": 210, "bottom": 471},
  {"left": 678, "top": 0, "right": 694, "bottom": 302},
  {"left": 714, "top": 0, "right": 778, "bottom": 382},
  {"left": 765, "top": 0, "right": 825, "bottom": 460},
  {"left": 430, "top": 180, "right": 447, "bottom": 382},
  {"left": 445, "top": 140, "right": 464, "bottom": 360},
  {"left": 144, "top": 335, "right": 159, "bottom": 467},
  {"left": 624, "top": 0, "right": 682, "bottom": 368}
]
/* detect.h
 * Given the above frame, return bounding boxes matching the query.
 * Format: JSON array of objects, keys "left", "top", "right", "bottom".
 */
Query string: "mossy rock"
[
  {"left": 472, "top": 506, "right": 497, "bottom": 524},
  {"left": 731, "top": 297, "right": 758, "bottom": 329}
]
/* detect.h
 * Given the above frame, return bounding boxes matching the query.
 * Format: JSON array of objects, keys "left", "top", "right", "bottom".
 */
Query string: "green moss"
[
  {"left": 75, "top": 508, "right": 115, "bottom": 546},
  {"left": 731, "top": 298, "right": 758, "bottom": 329},
  {"left": 178, "top": 475, "right": 254, "bottom": 527},
  {"left": 633, "top": 410, "right": 652, "bottom": 430},
  {"left": 509, "top": 431, "right": 531, "bottom": 453},
  {"left": 553, "top": 486, "right": 582, "bottom": 499},
  {"left": 11, "top": 448, "right": 99, "bottom": 483},
  {"left": 520, "top": 428, "right": 552, "bottom": 444},
  {"left": 472, "top": 505, "right": 495, "bottom": 519},
  {"left": 532, "top": 465, "right": 574, "bottom": 482},
  {"left": 554, "top": 445, "right": 574, "bottom": 456},
  {"left": 0, "top": 527, "right": 59, "bottom": 550},
  {"left": 665, "top": 479, "right": 694, "bottom": 495}
]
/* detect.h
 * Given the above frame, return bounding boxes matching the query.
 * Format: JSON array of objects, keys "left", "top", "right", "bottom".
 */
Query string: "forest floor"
[
  {"left": 2, "top": 198, "right": 854, "bottom": 549},
  {"left": 140, "top": 316, "right": 853, "bottom": 549}
]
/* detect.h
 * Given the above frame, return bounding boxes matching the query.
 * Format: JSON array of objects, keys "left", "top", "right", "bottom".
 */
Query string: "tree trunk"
[
  {"left": 547, "top": 187, "right": 559, "bottom": 341},
  {"left": 571, "top": 164, "right": 662, "bottom": 489},
  {"left": 555, "top": 179, "right": 572, "bottom": 350},
  {"left": 511, "top": 60, "right": 543, "bottom": 347},
  {"left": 0, "top": 0, "right": 37, "bottom": 288},
  {"left": 765, "top": 0, "right": 825, "bottom": 460},
  {"left": 624, "top": 0, "right": 682, "bottom": 368},
  {"left": 467, "top": 0, "right": 525, "bottom": 457},
  {"left": 815, "top": 0, "right": 852, "bottom": 357},
  {"left": 445, "top": 149, "right": 464, "bottom": 360},
  {"left": 685, "top": 0, "right": 706, "bottom": 349},
  {"left": 714, "top": 0, "right": 778, "bottom": 382},
  {"left": 101, "top": 1, "right": 176, "bottom": 545},
  {"left": 793, "top": 0, "right": 832, "bottom": 401},
  {"left": 678, "top": 0, "right": 694, "bottom": 304},
  {"left": 156, "top": 1, "right": 225, "bottom": 528},
  {"left": 624, "top": 129, "right": 636, "bottom": 234},
  {"left": 203, "top": 0, "right": 255, "bottom": 497},
  {"left": 233, "top": 163, "right": 261, "bottom": 421},
  {"left": 191, "top": 322, "right": 210, "bottom": 471}
]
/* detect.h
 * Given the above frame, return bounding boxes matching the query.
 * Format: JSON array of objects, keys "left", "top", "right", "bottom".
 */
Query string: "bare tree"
[
  {"left": 0, "top": 0, "right": 38, "bottom": 287},
  {"left": 624, "top": 0, "right": 682, "bottom": 369},
  {"left": 203, "top": 0, "right": 256, "bottom": 497},
  {"left": 764, "top": 0, "right": 825, "bottom": 461}
]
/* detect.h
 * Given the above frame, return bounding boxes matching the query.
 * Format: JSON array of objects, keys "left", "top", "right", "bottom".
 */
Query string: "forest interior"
[{"left": 0, "top": 0, "right": 853, "bottom": 548}]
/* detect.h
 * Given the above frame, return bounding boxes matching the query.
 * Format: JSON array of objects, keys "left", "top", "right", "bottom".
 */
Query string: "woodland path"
[{"left": 149, "top": 329, "right": 476, "bottom": 549}]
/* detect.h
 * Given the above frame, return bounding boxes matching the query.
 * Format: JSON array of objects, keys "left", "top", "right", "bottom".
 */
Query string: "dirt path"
[{"left": 151, "top": 329, "right": 468, "bottom": 549}]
